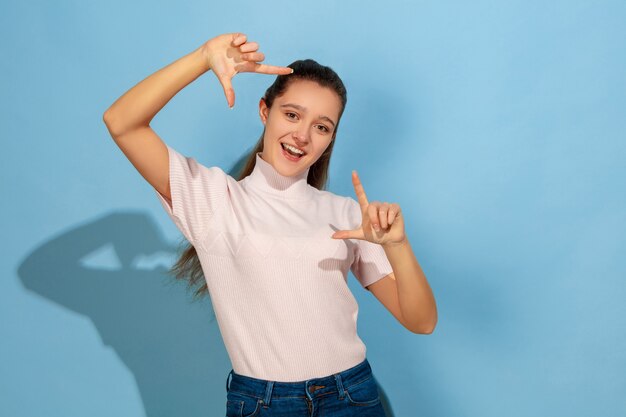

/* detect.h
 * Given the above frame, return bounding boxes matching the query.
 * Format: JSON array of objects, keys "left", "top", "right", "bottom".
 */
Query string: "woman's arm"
[
  {"left": 332, "top": 172, "right": 438, "bottom": 334},
  {"left": 102, "top": 33, "right": 292, "bottom": 201},
  {"left": 381, "top": 238, "right": 437, "bottom": 334},
  {"left": 102, "top": 45, "right": 209, "bottom": 200},
  {"left": 103, "top": 45, "right": 209, "bottom": 137}
]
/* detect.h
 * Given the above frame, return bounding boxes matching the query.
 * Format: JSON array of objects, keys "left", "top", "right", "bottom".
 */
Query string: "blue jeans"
[{"left": 224, "top": 357, "right": 386, "bottom": 416}]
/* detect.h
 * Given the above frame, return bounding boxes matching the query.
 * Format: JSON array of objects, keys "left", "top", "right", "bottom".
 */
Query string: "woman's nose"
[{"left": 292, "top": 128, "right": 309, "bottom": 143}]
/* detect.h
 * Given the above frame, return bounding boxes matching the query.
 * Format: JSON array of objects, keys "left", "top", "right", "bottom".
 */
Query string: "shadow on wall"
[
  {"left": 16, "top": 159, "right": 398, "bottom": 417},
  {"left": 17, "top": 211, "right": 231, "bottom": 416}
]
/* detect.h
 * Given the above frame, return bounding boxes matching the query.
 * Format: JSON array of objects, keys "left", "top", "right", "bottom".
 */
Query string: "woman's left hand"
[{"left": 331, "top": 170, "right": 406, "bottom": 247}]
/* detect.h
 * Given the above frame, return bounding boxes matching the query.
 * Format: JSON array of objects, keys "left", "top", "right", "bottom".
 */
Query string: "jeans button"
[{"left": 309, "top": 385, "right": 325, "bottom": 393}]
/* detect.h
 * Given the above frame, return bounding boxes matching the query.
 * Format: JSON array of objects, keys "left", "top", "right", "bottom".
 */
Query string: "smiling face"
[{"left": 259, "top": 79, "right": 343, "bottom": 177}]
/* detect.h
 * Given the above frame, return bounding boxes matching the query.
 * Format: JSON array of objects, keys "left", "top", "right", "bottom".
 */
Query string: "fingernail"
[{"left": 290, "top": 68, "right": 294, "bottom": 74}]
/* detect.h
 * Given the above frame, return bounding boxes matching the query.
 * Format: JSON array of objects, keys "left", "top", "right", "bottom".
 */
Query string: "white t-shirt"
[{"left": 155, "top": 145, "right": 394, "bottom": 382}]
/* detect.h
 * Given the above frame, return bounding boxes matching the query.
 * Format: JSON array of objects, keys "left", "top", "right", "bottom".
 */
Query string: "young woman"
[{"left": 104, "top": 32, "right": 437, "bottom": 417}]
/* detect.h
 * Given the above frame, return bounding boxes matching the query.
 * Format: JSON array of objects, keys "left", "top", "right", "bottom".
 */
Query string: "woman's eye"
[
  {"left": 317, "top": 125, "right": 330, "bottom": 132},
  {"left": 285, "top": 112, "right": 297, "bottom": 119}
]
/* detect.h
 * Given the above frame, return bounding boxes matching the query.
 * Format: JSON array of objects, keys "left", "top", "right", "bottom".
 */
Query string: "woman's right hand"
[{"left": 200, "top": 32, "right": 293, "bottom": 108}]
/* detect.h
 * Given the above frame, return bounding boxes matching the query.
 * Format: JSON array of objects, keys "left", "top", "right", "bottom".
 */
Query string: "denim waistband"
[{"left": 226, "top": 358, "right": 374, "bottom": 403}]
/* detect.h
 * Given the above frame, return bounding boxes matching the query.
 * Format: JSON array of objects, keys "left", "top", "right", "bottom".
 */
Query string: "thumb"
[
  {"left": 217, "top": 74, "right": 235, "bottom": 108},
  {"left": 331, "top": 228, "right": 362, "bottom": 240}
]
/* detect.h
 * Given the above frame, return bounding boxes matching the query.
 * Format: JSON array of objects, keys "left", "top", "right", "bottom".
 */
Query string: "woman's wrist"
[{"left": 196, "top": 43, "right": 213, "bottom": 73}]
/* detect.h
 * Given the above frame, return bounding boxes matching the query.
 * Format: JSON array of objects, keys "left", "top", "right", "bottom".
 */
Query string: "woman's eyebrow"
[{"left": 280, "top": 103, "right": 336, "bottom": 128}]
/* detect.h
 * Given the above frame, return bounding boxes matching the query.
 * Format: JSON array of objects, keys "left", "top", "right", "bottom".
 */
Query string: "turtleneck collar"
[{"left": 245, "top": 152, "right": 314, "bottom": 200}]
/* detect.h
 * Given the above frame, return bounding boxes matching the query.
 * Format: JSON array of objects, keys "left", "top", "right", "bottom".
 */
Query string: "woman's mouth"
[{"left": 281, "top": 143, "right": 305, "bottom": 162}]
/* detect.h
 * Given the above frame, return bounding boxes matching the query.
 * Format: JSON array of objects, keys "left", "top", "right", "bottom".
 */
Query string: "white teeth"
[{"left": 282, "top": 143, "right": 304, "bottom": 155}]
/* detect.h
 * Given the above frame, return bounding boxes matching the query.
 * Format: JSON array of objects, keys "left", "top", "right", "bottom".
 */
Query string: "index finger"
[
  {"left": 253, "top": 63, "right": 294, "bottom": 75},
  {"left": 352, "top": 170, "right": 370, "bottom": 210}
]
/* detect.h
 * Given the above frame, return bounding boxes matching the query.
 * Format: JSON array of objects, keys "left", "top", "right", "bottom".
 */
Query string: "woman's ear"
[{"left": 259, "top": 98, "right": 269, "bottom": 125}]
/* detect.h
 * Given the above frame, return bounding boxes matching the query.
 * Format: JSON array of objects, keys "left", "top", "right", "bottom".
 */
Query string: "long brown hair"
[{"left": 168, "top": 59, "right": 348, "bottom": 300}]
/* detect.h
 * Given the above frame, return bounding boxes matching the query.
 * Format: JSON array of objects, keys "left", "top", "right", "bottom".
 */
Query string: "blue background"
[{"left": 2, "top": 1, "right": 625, "bottom": 416}]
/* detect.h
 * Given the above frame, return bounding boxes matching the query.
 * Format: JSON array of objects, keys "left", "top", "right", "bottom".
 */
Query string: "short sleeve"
[
  {"left": 347, "top": 198, "right": 394, "bottom": 290},
  {"left": 154, "top": 144, "right": 229, "bottom": 246}
]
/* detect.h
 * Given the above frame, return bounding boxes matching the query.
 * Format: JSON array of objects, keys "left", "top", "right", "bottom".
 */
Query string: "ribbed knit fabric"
[{"left": 154, "top": 144, "right": 394, "bottom": 382}]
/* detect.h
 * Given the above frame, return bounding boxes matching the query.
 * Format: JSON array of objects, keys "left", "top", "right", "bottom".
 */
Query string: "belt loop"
[
  {"left": 262, "top": 381, "right": 274, "bottom": 406},
  {"left": 226, "top": 370, "right": 233, "bottom": 393},
  {"left": 334, "top": 373, "right": 345, "bottom": 400}
]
